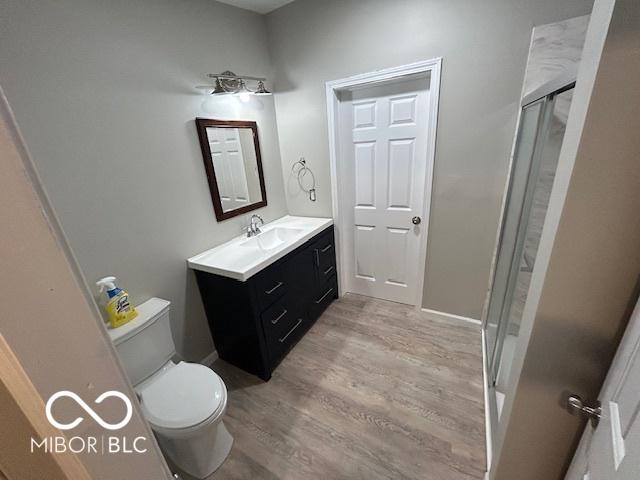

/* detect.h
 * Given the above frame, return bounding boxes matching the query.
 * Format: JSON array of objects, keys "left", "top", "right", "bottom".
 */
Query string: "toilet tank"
[{"left": 108, "top": 297, "right": 175, "bottom": 386}]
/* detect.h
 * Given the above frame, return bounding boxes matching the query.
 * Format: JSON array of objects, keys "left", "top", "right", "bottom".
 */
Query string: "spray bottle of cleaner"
[{"left": 96, "top": 276, "right": 138, "bottom": 328}]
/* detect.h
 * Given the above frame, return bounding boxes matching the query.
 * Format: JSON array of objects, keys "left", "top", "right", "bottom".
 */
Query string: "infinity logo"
[{"left": 45, "top": 391, "right": 133, "bottom": 431}]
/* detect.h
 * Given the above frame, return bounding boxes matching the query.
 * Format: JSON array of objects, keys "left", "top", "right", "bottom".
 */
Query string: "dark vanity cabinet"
[{"left": 195, "top": 226, "right": 338, "bottom": 380}]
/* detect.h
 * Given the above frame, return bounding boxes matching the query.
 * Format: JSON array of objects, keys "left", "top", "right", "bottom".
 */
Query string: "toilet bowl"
[
  {"left": 108, "top": 298, "right": 233, "bottom": 478},
  {"left": 136, "top": 361, "right": 233, "bottom": 478}
]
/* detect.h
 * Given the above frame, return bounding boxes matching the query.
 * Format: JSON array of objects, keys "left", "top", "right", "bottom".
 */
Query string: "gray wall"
[
  {"left": 266, "top": 0, "right": 593, "bottom": 318},
  {"left": 0, "top": 0, "right": 287, "bottom": 361}
]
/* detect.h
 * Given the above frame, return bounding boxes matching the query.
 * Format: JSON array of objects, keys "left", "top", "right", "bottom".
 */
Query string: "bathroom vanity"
[{"left": 188, "top": 216, "right": 338, "bottom": 380}]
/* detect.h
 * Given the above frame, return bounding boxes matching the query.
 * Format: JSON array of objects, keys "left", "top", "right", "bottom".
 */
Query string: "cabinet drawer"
[
  {"left": 312, "top": 230, "right": 336, "bottom": 283},
  {"left": 266, "top": 314, "right": 306, "bottom": 365},
  {"left": 313, "top": 232, "right": 335, "bottom": 271},
  {"left": 310, "top": 275, "right": 337, "bottom": 320},
  {"left": 254, "top": 266, "right": 287, "bottom": 309},
  {"left": 317, "top": 260, "right": 336, "bottom": 285},
  {"left": 261, "top": 296, "right": 295, "bottom": 335}
]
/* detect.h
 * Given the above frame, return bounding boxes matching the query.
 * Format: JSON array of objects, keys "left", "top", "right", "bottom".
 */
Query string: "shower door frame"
[
  {"left": 487, "top": 95, "right": 552, "bottom": 383},
  {"left": 483, "top": 76, "right": 576, "bottom": 448}
]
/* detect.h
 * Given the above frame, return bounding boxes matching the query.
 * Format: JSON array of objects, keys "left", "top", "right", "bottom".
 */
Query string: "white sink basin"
[
  {"left": 187, "top": 216, "right": 333, "bottom": 281},
  {"left": 239, "top": 226, "right": 304, "bottom": 251}
]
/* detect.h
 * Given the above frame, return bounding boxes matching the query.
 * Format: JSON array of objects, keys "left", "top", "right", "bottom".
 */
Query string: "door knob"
[
  {"left": 412, "top": 216, "right": 421, "bottom": 225},
  {"left": 566, "top": 394, "right": 601, "bottom": 428}
]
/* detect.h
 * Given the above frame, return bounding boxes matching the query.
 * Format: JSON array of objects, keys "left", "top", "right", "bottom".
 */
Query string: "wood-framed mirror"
[{"left": 195, "top": 118, "right": 267, "bottom": 221}]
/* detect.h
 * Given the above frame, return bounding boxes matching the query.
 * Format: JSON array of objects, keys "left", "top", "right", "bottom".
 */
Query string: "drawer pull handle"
[
  {"left": 272, "top": 308, "right": 288, "bottom": 325},
  {"left": 323, "top": 266, "right": 335, "bottom": 276},
  {"left": 321, "top": 244, "right": 333, "bottom": 253},
  {"left": 315, "top": 287, "right": 334, "bottom": 304},
  {"left": 314, "top": 249, "right": 320, "bottom": 266},
  {"left": 279, "top": 318, "right": 303, "bottom": 343},
  {"left": 265, "top": 281, "right": 283, "bottom": 295}
]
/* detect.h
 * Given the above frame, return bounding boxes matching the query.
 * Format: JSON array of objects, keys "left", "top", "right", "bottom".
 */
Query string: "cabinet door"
[{"left": 283, "top": 246, "right": 316, "bottom": 313}]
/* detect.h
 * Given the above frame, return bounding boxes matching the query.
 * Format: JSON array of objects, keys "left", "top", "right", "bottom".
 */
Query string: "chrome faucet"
[{"left": 246, "top": 214, "right": 264, "bottom": 237}]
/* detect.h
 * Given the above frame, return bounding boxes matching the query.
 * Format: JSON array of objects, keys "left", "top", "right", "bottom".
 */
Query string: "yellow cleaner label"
[{"left": 107, "top": 293, "right": 138, "bottom": 328}]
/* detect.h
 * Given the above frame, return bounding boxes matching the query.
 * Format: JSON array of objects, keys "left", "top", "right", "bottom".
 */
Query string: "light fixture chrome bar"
[
  {"left": 207, "top": 73, "right": 266, "bottom": 82},
  {"left": 198, "top": 70, "right": 272, "bottom": 96}
]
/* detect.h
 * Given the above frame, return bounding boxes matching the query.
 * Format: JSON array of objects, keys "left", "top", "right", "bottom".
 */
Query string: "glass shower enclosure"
[{"left": 484, "top": 78, "right": 575, "bottom": 432}]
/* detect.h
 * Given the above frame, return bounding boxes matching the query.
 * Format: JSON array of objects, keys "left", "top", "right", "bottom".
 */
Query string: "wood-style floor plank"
[{"left": 194, "top": 294, "right": 485, "bottom": 480}]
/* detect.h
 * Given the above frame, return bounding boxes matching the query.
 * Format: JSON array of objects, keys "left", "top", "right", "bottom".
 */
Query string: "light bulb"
[{"left": 236, "top": 79, "right": 252, "bottom": 103}]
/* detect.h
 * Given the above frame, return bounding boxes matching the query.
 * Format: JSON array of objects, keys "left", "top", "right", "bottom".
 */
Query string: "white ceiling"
[{"left": 216, "top": 0, "right": 296, "bottom": 14}]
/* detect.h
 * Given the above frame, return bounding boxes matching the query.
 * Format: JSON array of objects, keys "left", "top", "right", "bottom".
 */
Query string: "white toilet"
[{"left": 108, "top": 297, "right": 233, "bottom": 478}]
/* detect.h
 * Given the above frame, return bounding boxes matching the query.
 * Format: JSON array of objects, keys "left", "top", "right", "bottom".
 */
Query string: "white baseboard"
[
  {"left": 199, "top": 350, "right": 218, "bottom": 366},
  {"left": 422, "top": 307, "right": 489, "bottom": 475},
  {"left": 482, "top": 329, "right": 492, "bottom": 478},
  {"left": 420, "top": 307, "right": 482, "bottom": 326}
]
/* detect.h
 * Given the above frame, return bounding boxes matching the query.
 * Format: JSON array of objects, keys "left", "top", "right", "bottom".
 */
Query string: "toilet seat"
[{"left": 138, "top": 362, "right": 225, "bottom": 430}]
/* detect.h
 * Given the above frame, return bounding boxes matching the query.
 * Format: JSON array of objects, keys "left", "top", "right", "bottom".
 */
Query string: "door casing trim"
[{"left": 325, "top": 58, "right": 442, "bottom": 307}]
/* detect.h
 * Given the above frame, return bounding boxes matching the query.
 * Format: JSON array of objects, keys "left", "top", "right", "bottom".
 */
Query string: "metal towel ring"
[{"left": 292, "top": 157, "right": 316, "bottom": 202}]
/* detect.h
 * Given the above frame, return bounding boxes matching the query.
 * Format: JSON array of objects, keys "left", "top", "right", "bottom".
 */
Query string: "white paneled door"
[
  {"left": 566, "top": 295, "right": 640, "bottom": 480},
  {"left": 339, "top": 77, "right": 431, "bottom": 305},
  {"left": 207, "top": 127, "right": 250, "bottom": 212}
]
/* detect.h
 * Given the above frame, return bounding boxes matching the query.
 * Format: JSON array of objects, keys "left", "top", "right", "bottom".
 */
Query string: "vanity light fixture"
[{"left": 196, "top": 71, "right": 272, "bottom": 98}]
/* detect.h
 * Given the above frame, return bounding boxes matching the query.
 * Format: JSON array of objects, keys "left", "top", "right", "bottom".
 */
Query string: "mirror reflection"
[{"left": 207, "top": 127, "right": 263, "bottom": 212}]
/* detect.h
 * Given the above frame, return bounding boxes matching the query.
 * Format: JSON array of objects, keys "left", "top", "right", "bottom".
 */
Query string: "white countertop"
[{"left": 187, "top": 215, "right": 333, "bottom": 281}]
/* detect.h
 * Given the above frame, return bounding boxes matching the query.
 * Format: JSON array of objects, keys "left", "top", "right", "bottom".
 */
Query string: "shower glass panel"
[
  {"left": 484, "top": 85, "right": 574, "bottom": 423},
  {"left": 485, "top": 99, "right": 545, "bottom": 367},
  {"left": 492, "top": 87, "right": 574, "bottom": 391}
]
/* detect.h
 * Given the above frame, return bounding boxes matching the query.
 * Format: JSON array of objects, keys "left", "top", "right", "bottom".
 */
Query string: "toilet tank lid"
[{"left": 108, "top": 297, "right": 170, "bottom": 345}]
